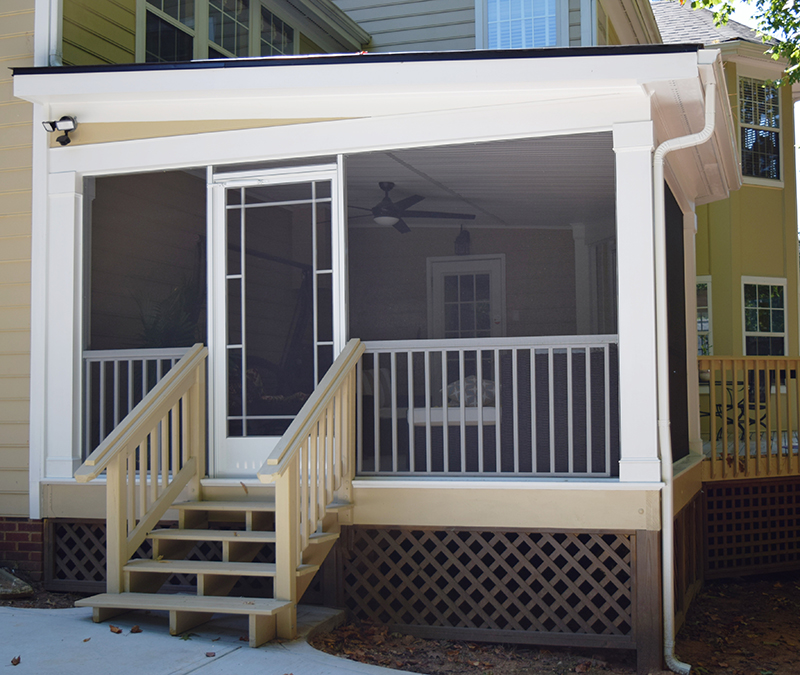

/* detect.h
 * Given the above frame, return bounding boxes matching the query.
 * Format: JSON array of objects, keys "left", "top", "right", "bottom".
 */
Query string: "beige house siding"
[
  {"left": 62, "top": 0, "right": 135, "bottom": 66},
  {"left": 332, "top": 0, "right": 476, "bottom": 52},
  {"left": 0, "top": 0, "right": 34, "bottom": 517}
]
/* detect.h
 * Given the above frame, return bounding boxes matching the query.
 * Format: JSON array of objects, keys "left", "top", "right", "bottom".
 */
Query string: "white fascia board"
[
  {"left": 14, "top": 51, "right": 701, "bottom": 123},
  {"left": 48, "top": 93, "right": 652, "bottom": 176}
]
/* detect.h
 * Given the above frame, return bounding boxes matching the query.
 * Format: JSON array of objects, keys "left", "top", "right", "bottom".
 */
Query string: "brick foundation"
[{"left": 0, "top": 517, "right": 44, "bottom": 582}]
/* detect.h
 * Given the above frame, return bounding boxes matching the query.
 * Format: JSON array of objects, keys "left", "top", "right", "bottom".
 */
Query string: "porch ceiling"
[{"left": 346, "top": 134, "right": 616, "bottom": 229}]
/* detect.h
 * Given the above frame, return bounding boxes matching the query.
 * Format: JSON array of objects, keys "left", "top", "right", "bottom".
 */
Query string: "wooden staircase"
[
  {"left": 73, "top": 340, "right": 364, "bottom": 647},
  {"left": 76, "top": 498, "right": 348, "bottom": 647}
]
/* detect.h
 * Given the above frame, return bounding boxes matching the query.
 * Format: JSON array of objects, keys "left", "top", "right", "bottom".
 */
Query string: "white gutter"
[{"left": 652, "top": 78, "right": 716, "bottom": 675}]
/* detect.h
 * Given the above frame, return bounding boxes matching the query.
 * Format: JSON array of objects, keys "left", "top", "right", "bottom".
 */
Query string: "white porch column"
[
  {"left": 684, "top": 210, "right": 703, "bottom": 455},
  {"left": 44, "top": 171, "right": 84, "bottom": 477},
  {"left": 613, "top": 121, "right": 661, "bottom": 482}
]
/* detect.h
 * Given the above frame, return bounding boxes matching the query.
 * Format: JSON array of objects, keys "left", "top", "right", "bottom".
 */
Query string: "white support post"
[
  {"left": 613, "top": 121, "right": 661, "bottom": 482},
  {"left": 683, "top": 210, "right": 703, "bottom": 455},
  {"left": 44, "top": 171, "right": 84, "bottom": 478}
]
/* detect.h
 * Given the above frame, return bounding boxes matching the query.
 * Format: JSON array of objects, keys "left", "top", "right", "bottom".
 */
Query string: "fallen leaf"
[
  {"left": 83, "top": 638, "right": 90, "bottom": 643},
  {"left": 240, "top": 481, "right": 249, "bottom": 494},
  {"left": 205, "top": 652, "right": 216, "bottom": 658},
  {"left": 212, "top": 637, "right": 221, "bottom": 642},
  {"left": 575, "top": 662, "right": 591, "bottom": 673},
  {"left": 239, "top": 636, "right": 248, "bottom": 642},
  {"left": 11, "top": 656, "right": 20, "bottom": 666},
  {"left": 110, "top": 625, "right": 122, "bottom": 634},
  {"left": 130, "top": 625, "right": 142, "bottom": 634},
  {"left": 179, "top": 632, "right": 198, "bottom": 641}
]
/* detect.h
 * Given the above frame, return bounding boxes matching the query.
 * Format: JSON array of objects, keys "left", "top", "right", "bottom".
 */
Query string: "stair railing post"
[
  {"left": 106, "top": 451, "right": 128, "bottom": 594},
  {"left": 187, "top": 363, "right": 205, "bottom": 500},
  {"left": 274, "top": 454, "right": 299, "bottom": 639}
]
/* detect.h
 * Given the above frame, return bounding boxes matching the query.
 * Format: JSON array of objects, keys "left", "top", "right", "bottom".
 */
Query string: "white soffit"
[{"left": 14, "top": 50, "right": 703, "bottom": 124}]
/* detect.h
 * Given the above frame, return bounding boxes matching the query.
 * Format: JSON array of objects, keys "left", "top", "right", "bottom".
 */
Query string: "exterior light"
[{"left": 42, "top": 116, "right": 77, "bottom": 145}]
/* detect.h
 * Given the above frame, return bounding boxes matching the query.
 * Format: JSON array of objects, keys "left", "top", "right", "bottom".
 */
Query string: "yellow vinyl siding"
[
  {"left": 62, "top": 0, "right": 136, "bottom": 66},
  {"left": 0, "top": 0, "right": 33, "bottom": 517},
  {"left": 694, "top": 59, "right": 799, "bottom": 358}
]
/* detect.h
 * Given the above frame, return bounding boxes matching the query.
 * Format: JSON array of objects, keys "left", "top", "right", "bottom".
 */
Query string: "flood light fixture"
[{"left": 42, "top": 116, "right": 77, "bottom": 145}]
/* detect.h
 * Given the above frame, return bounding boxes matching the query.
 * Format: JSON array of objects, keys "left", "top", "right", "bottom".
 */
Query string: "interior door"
[{"left": 210, "top": 165, "right": 341, "bottom": 477}]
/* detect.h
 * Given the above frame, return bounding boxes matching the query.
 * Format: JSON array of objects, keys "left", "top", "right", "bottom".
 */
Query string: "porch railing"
[
  {"left": 358, "top": 336, "right": 619, "bottom": 477},
  {"left": 699, "top": 356, "right": 800, "bottom": 480},
  {"left": 257, "top": 338, "right": 363, "bottom": 633},
  {"left": 75, "top": 344, "right": 207, "bottom": 593},
  {"left": 83, "top": 347, "right": 190, "bottom": 459}
]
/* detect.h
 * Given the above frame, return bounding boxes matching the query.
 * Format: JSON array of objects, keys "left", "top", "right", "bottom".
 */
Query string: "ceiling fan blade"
[
  {"left": 402, "top": 210, "right": 476, "bottom": 220},
  {"left": 348, "top": 204, "right": 373, "bottom": 212},
  {"left": 394, "top": 195, "right": 425, "bottom": 211},
  {"left": 392, "top": 218, "right": 411, "bottom": 234}
]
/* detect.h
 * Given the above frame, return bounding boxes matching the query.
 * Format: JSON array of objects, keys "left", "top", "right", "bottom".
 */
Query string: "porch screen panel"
[{"left": 225, "top": 179, "right": 333, "bottom": 437}]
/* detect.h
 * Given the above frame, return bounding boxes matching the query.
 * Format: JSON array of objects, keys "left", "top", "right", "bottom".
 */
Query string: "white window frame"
[
  {"left": 136, "top": 0, "right": 299, "bottom": 63},
  {"left": 696, "top": 275, "right": 712, "bottom": 355},
  {"left": 738, "top": 73, "right": 783, "bottom": 187},
  {"left": 427, "top": 255, "right": 506, "bottom": 339},
  {"left": 475, "top": 0, "right": 569, "bottom": 49},
  {"left": 742, "top": 276, "right": 787, "bottom": 356}
]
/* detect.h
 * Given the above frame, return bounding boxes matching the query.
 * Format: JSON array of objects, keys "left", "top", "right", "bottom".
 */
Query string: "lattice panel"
[
  {"left": 45, "top": 520, "right": 277, "bottom": 594},
  {"left": 705, "top": 478, "right": 800, "bottom": 578},
  {"left": 344, "top": 528, "right": 632, "bottom": 636}
]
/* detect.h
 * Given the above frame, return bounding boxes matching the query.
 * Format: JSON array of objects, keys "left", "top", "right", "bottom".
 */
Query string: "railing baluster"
[
  {"left": 708, "top": 358, "right": 717, "bottom": 480},
  {"left": 442, "top": 349, "right": 449, "bottom": 473},
  {"left": 477, "top": 348, "right": 484, "bottom": 473},
  {"left": 530, "top": 348, "right": 536, "bottom": 474},
  {"left": 459, "top": 349, "right": 466, "bottom": 473},
  {"left": 373, "top": 356, "right": 380, "bottom": 472},
  {"left": 161, "top": 413, "right": 169, "bottom": 490},
  {"left": 604, "top": 344, "right": 611, "bottom": 477},
  {"left": 356, "top": 359, "right": 363, "bottom": 474},
  {"left": 585, "top": 348, "right": 591, "bottom": 474},
  {"left": 326, "top": 402, "right": 334, "bottom": 507},
  {"left": 511, "top": 348, "right": 519, "bottom": 474},
  {"left": 548, "top": 348, "right": 555, "bottom": 475},
  {"left": 424, "top": 350, "right": 432, "bottom": 473},
  {"left": 566, "top": 348, "right": 573, "bottom": 474},
  {"left": 391, "top": 352, "right": 398, "bottom": 473},
  {"left": 84, "top": 359, "right": 91, "bottom": 460},
  {"left": 99, "top": 361, "right": 106, "bottom": 443},
  {"left": 408, "top": 352, "right": 415, "bottom": 472},
  {"left": 494, "top": 348, "right": 501, "bottom": 473},
  {"left": 138, "top": 442, "right": 146, "bottom": 520},
  {"left": 302, "top": 438, "right": 311, "bottom": 548},
  {"left": 113, "top": 360, "right": 120, "bottom": 428}
]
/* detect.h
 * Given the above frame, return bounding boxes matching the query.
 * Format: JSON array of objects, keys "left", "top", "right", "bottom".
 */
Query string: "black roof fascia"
[{"left": 12, "top": 43, "right": 704, "bottom": 77}]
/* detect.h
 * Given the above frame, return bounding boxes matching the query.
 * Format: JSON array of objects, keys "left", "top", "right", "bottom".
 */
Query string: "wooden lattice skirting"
[
  {"left": 342, "top": 526, "right": 661, "bottom": 655},
  {"left": 704, "top": 476, "right": 800, "bottom": 579}
]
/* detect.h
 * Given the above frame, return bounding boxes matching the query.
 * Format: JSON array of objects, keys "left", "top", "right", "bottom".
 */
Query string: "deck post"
[
  {"left": 105, "top": 454, "right": 127, "bottom": 594},
  {"left": 274, "top": 456, "right": 299, "bottom": 639}
]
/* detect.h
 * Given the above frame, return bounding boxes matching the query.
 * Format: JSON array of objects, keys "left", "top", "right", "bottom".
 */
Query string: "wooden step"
[
  {"left": 75, "top": 592, "right": 291, "bottom": 648},
  {"left": 124, "top": 558, "right": 319, "bottom": 577},
  {"left": 173, "top": 500, "right": 276, "bottom": 512},
  {"left": 149, "top": 529, "right": 339, "bottom": 545},
  {"left": 76, "top": 592, "right": 289, "bottom": 615}
]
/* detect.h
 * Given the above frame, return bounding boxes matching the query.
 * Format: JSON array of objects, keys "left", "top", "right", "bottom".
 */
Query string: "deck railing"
[
  {"left": 257, "top": 338, "right": 364, "bottom": 636},
  {"left": 75, "top": 344, "right": 207, "bottom": 593},
  {"left": 699, "top": 356, "right": 800, "bottom": 480},
  {"left": 358, "top": 336, "right": 619, "bottom": 477},
  {"left": 83, "top": 347, "right": 190, "bottom": 459}
]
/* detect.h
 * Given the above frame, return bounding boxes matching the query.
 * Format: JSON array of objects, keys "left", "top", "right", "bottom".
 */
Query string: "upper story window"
[
  {"left": 697, "top": 276, "right": 712, "bottom": 355},
  {"left": 143, "top": 0, "right": 296, "bottom": 63},
  {"left": 743, "top": 278, "right": 785, "bottom": 356},
  {"left": 486, "top": 0, "right": 558, "bottom": 49},
  {"left": 739, "top": 76, "right": 780, "bottom": 181}
]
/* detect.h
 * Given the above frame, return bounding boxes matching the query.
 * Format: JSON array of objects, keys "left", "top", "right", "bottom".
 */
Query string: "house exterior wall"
[
  {"left": 694, "top": 57, "right": 799, "bottom": 358},
  {"left": 331, "top": 0, "right": 477, "bottom": 52},
  {"left": 0, "top": 0, "right": 34, "bottom": 519},
  {"left": 62, "top": 0, "right": 136, "bottom": 66}
]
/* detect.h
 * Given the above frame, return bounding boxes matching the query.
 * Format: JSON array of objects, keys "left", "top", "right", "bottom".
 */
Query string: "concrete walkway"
[{"left": 1, "top": 604, "right": 412, "bottom": 675}]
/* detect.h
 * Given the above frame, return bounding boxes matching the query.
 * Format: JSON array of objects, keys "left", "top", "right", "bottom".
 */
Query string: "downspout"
[{"left": 653, "top": 78, "right": 716, "bottom": 675}]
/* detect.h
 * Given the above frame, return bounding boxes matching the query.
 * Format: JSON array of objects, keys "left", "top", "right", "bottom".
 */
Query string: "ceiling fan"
[{"left": 350, "top": 181, "right": 476, "bottom": 234}]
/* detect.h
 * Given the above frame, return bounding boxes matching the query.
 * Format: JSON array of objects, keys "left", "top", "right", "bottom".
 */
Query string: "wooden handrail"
[
  {"left": 73, "top": 343, "right": 207, "bottom": 594},
  {"left": 257, "top": 338, "right": 365, "bottom": 480},
  {"left": 76, "top": 344, "right": 207, "bottom": 481}
]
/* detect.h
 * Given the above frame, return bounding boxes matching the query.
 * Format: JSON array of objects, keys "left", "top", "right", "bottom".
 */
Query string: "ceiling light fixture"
[
  {"left": 42, "top": 116, "right": 77, "bottom": 146},
  {"left": 373, "top": 215, "right": 400, "bottom": 227}
]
